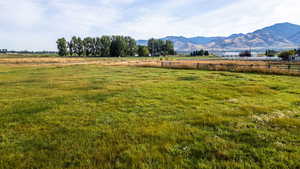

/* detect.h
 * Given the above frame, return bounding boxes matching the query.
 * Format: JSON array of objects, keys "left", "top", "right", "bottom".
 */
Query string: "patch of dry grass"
[
  {"left": 1, "top": 57, "right": 300, "bottom": 76},
  {"left": 151, "top": 60, "right": 300, "bottom": 76}
]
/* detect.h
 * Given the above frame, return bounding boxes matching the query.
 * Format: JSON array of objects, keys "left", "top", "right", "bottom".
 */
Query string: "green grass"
[{"left": 0, "top": 64, "right": 300, "bottom": 169}]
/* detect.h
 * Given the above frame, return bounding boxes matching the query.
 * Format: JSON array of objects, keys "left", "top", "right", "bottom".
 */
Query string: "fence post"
[
  {"left": 268, "top": 64, "right": 271, "bottom": 69},
  {"left": 197, "top": 63, "right": 200, "bottom": 69},
  {"left": 288, "top": 64, "right": 291, "bottom": 71},
  {"left": 161, "top": 62, "right": 164, "bottom": 68}
]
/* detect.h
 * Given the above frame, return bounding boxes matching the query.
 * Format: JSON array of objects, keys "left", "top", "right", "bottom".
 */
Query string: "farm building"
[
  {"left": 221, "top": 51, "right": 259, "bottom": 57},
  {"left": 295, "top": 54, "right": 300, "bottom": 61}
]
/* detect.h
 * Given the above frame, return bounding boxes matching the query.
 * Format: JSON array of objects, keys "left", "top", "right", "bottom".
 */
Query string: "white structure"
[
  {"left": 222, "top": 56, "right": 281, "bottom": 61},
  {"left": 221, "top": 51, "right": 259, "bottom": 57}
]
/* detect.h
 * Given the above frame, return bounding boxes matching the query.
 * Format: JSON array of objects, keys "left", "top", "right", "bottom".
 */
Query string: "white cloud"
[
  {"left": 0, "top": 0, "right": 44, "bottom": 29},
  {"left": 0, "top": 0, "right": 299, "bottom": 50}
]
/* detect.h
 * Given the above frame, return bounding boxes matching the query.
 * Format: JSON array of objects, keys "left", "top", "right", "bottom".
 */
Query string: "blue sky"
[{"left": 0, "top": 0, "right": 299, "bottom": 50}]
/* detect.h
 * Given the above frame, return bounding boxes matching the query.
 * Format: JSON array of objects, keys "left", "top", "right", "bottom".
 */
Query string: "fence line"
[{"left": 159, "top": 61, "right": 300, "bottom": 75}]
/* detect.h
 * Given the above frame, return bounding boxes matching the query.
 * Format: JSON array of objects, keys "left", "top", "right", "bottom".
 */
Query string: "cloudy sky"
[{"left": 0, "top": 0, "right": 299, "bottom": 50}]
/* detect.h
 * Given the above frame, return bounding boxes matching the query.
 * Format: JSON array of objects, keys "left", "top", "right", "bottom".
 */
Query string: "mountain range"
[{"left": 137, "top": 22, "right": 300, "bottom": 51}]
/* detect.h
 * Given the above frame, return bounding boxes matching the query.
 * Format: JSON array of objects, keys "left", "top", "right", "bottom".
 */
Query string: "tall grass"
[
  {"left": 138, "top": 61, "right": 300, "bottom": 76},
  {"left": 0, "top": 64, "right": 299, "bottom": 168}
]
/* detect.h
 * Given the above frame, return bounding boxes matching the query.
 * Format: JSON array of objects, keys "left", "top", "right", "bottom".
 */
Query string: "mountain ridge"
[{"left": 137, "top": 22, "right": 300, "bottom": 51}]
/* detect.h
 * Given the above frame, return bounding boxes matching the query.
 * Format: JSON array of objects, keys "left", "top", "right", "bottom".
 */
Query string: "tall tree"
[
  {"left": 148, "top": 38, "right": 156, "bottom": 56},
  {"left": 296, "top": 48, "right": 300, "bottom": 56},
  {"left": 204, "top": 50, "right": 209, "bottom": 56},
  {"left": 110, "top": 36, "right": 127, "bottom": 57},
  {"left": 165, "top": 40, "right": 175, "bottom": 55},
  {"left": 278, "top": 50, "right": 296, "bottom": 61},
  {"left": 126, "top": 37, "right": 137, "bottom": 56},
  {"left": 265, "top": 49, "right": 276, "bottom": 57},
  {"left": 83, "top": 37, "right": 94, "bottom": 57},
  {"left": 74, "top": 37, "right": 84, "bottom": 56},
  {"left": 157, "top": 40, "right": 164, "bottom": 56},
  {"left": 94, "top": 37, "right": 102, "bottom": 57},
  {"left": 68, "top": 40, "right": 74, "bottom": 56},
  {"left": 69, "top": 36, "right": 78, "bottom": 56},
  {"left": 147, "top": 38, "right": 175, "bottom": 56},
  {"left": 56, "top": 38, "right": 68, "bottom": 56},
  {"left": 138, "top": 45, "right": 150, "bottom": 57},
  {"left": 100, "top": 36, "right": 112, "bottom": 57}
]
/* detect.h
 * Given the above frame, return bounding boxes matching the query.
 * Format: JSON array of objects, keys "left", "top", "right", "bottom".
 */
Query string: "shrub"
[
  {"left": 278, "top": 50, "right": 296, "bottom": 61},
  {"left": 239, "top": 50, "right": 251, "bottom": 57},
  {"left": 138, "top": 46, "right": 150, "bottom": 57}
]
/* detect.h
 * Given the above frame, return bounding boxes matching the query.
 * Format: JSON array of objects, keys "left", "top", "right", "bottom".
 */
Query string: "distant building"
[
  {"left": 295, "top": 53, "right": 300, "bottom": 61},
  {"left": 221, "top": 51, "right": 258, "bottom": 57},
  {"left": 222, "top": 52, "right": 239, "bottom": 57}
]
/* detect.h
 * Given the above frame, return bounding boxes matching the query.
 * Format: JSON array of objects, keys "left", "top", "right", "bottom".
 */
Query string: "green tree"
[
  {"left": 56, "top": 38, "right": 68, "bottom": 56},
  {"left": 147, "top": 38, "right": 175, "bottom": 56},
  {"left": 69, "top": 36, "right": 78, "bottom": 56},
  {"left": 296, "top": 48, "right": 300, "bottom": 56},
  {"left": 110, "top": 36, "right": 127, "bottom": 57},
  {"left": 165, "top": 40, "right": 175, "bottom": 55},
  {"left": 68, "top": 40, "right": 74, "bottom": 56},
  {"left": 204, "top": 50, "right": 209, "bottom": 56},
  {"left": 138, "top": 46, "right": 150, "bottom": 57},
  {"left": 83, "top": 37, "right": 94, "bottom": 57},
  {"left": 157, "top": 40, "right": 165, "bottom": 55},
  {"left": 72, "top": 37, "right": 84, "bottom": 56},
  {"left": 148, "top": 38, "right": 155, "bottom": 56},
  {"left": 278, "top": 50, "right": 296, "bottom": 61},
  {"left": 265, "top": 49, "right": 277, "bottom": 57},
  {"left": 126, "top": 37, "right": 137, "bottom": 56},
  {"left": 94, "top": 37, "right": 102, "bottom": 57},
  {"left": 100, "top": 36, "right": 112, "bottom": 57}
]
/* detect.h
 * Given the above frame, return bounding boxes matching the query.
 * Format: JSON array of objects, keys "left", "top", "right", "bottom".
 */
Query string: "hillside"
[{"left": 138, "top": 22, "right": 300, "bottom": 51}]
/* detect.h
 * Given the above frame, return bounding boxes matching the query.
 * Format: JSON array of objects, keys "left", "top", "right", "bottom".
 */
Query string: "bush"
[
  {"left": 239, "top": 50, "right": 251, "bottom": 57},
  {"left": 190, "top": 50, "right": 209, "bottom": 56},
  {"left": 138, "top": 46, "right": 150, "bottom": 57},
  {"left": 265, "top": 50, "right": 277, "bottom": 57},
  {"left": 278, "top": 50, "right": 296, "bottom": 61}
]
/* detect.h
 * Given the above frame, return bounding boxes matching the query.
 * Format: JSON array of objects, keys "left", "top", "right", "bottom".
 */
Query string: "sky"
[{"left": 0, "top": 0, "right": 299, "bottom": 51}]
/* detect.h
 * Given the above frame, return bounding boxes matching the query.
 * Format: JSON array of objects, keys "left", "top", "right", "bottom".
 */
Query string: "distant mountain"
[
  {"left": 161, "top": 36, "right": 225, "bottom": 51},
  {"left": 253, "top": 22, "right": 300, "bottom": 39},
  {"left": 161, "top": 36, "right": 225, "bottom": 45},
  {"left": 289, "top": 31, "right": 300, "bottom": 44},
  {"left": 208, "top": 22, "right": 300, "bottom": 49},
  {"left": 137, "top": 40, "right": 148, "bottom": 46},
  {"left": 137, "top": 22, "right": 300, "bottom": 51},
  {"left": 137, "top": 36, "right": 225, "bottom": 51}
]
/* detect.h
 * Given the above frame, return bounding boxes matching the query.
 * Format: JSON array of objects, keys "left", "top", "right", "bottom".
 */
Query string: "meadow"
[{"left": 0, "top": 58, "right": 300, "bottom": 169}]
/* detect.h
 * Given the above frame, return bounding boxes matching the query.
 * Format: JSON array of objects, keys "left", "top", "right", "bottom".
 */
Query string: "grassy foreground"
[{"left": 0, "top": 64, "right": 300, "bottom": 169}]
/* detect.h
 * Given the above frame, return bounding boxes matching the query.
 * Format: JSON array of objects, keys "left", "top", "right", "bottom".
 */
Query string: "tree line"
[
  {"left": 147, "top": 39, "right": 176, "bottom": 56},
  {"left": 190, "top": 50, "right": 209, "bottom": 56},
  {"left": 0, "top": 49, "right": 8, "bottom": 54},
  {"left": 57, "top": 36, "right": 175, "bottom": 57},
  {"left": 265, "top": 49, "right": 277, "bottom": 57}
]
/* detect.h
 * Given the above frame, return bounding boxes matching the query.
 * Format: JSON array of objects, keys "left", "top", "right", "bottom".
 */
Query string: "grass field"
[{"left": 0, "top": 61, "right": 300, "bottom": 168}]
